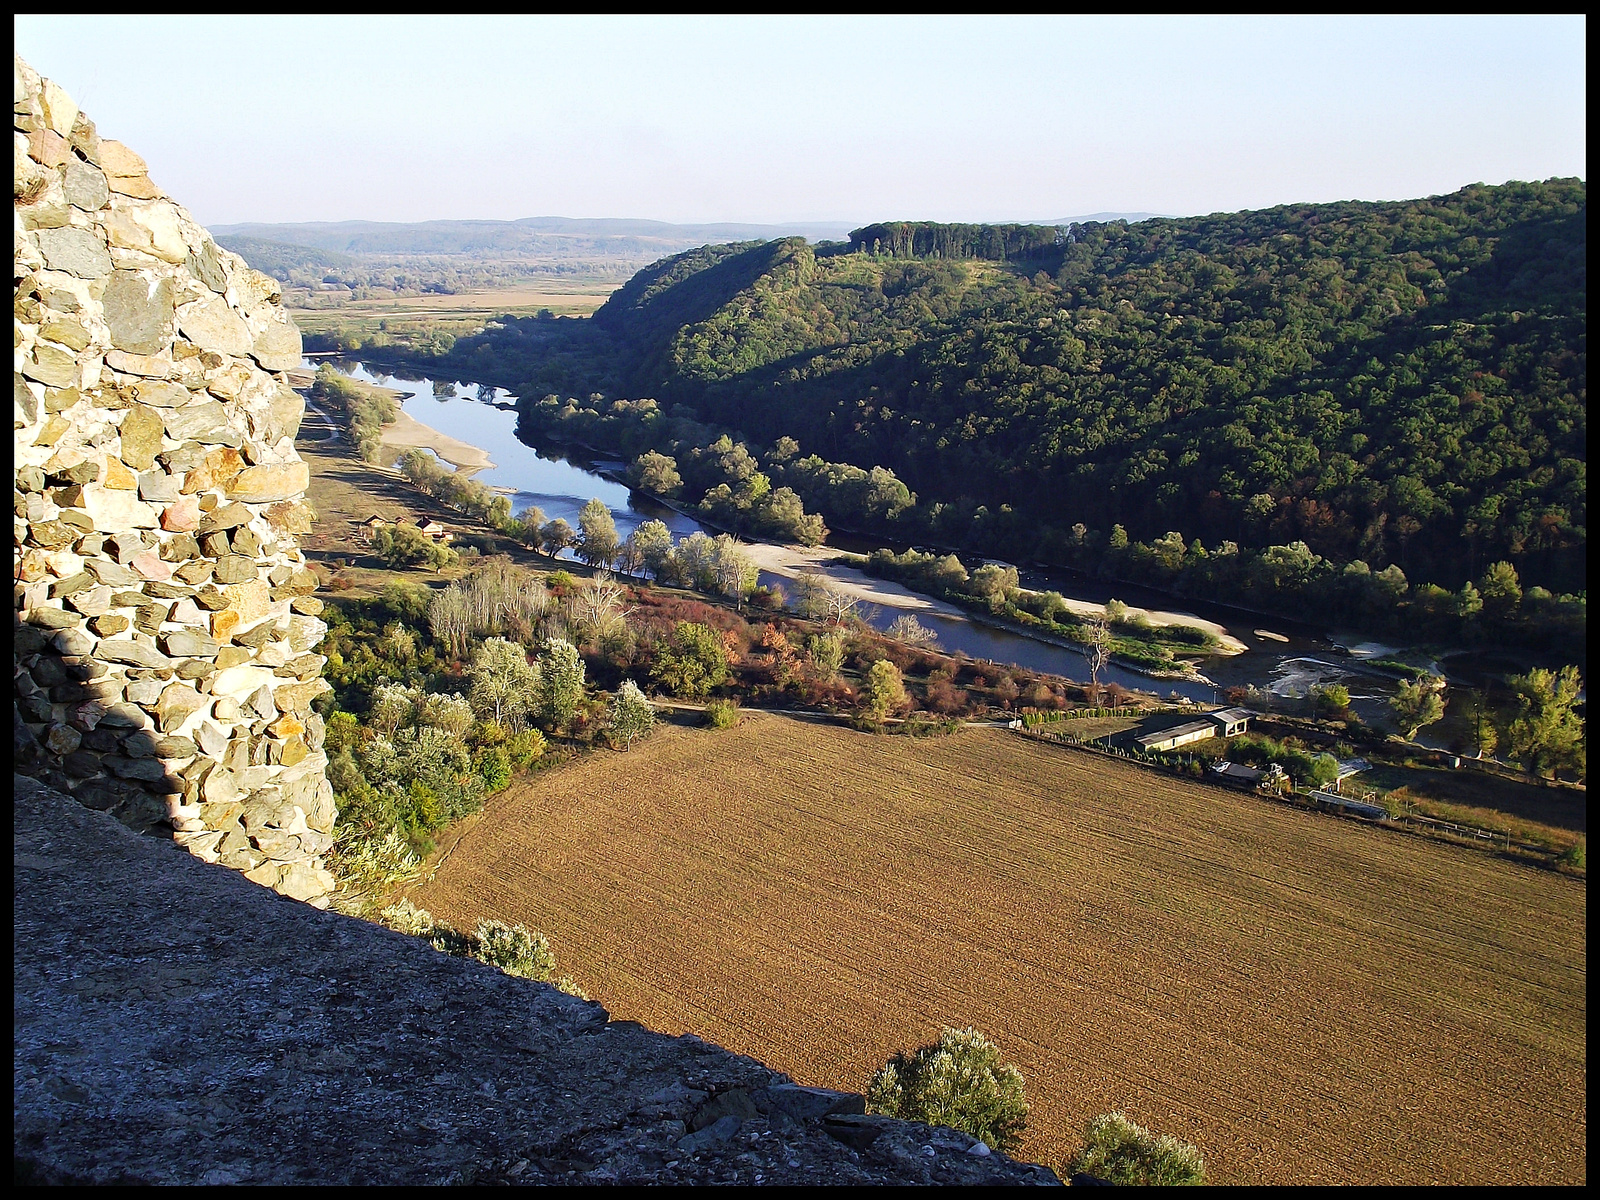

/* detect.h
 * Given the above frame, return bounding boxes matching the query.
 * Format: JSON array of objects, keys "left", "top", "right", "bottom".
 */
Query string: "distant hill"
[
  {"left": 213, "top": 236, "right": 358, "bottom": 277},
  {"left": 1042, "top": 212, "right": 1170, "bottom": 224},
  {"left": 414, "top": 181, "right": 1585, "bottom": 629},
  {"left": 208, "top": 217, "right": 859, "bottom": 257}
]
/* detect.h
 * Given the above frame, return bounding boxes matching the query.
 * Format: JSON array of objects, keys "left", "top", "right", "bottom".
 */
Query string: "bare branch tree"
[
  {"left": 1084, "top": 611, "right": 1112, "bottom": 703},
  {"left": 569, "top": 570, "right": 633, "bottom": 646},
  {"left": 887, "top": 613, "right": 939, "bottom": 647}
]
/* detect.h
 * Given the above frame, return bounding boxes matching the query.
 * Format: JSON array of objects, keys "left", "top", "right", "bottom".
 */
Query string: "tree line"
[{"left": 315, "top": 180, "right": 1586, "bottom": 658}]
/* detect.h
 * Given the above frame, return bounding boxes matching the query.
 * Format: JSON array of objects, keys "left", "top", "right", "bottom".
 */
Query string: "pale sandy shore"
[
  {"left": 379, "top": 407, "right": 496, "bottom": 477},
  {"left": 741, "top": 543, "right": 968, "bottom": 615},
  {"left": 1054, "top": 596, "right": 1249, "bottom": 654},
  {"left": 744, "top": 542, "right": 1247, "bottom": 653}
]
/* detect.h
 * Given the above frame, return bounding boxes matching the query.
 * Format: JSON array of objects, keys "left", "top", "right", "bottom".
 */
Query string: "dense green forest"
[{"left": 313, "top": 180, "right": 1585, "bottom": 648}]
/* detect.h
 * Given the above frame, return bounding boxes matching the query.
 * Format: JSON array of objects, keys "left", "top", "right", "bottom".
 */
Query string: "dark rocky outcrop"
[{"left": 14, "top": 776, "right": 1061, "bottom": 1186}]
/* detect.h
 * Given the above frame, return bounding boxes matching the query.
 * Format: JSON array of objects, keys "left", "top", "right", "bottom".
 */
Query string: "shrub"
[
  {"left": 652, "top": 621, "right": 731, "bottom": 698},
  {"left": 377, "top": 898, "right": 437, "bottom": 936},
  {"left": 1310, "top": 682, "right": 1351, "bottom": 715},
  {"left": 475, "top": 746, "right": 512, "bottom": 793},
  {"left": 374, "top": 523, "right": 456, "bottom": 570},
  {"left": 471, "top": 919, "right": 557, "bottom": 980},
  {"left": 866, "top": 1026, "right": 1027, "bottom": 1152},
  {"left": 705, "top": 697, "right": 740, "bottom": 729},
  {"left": 1557, "top": 838, "right": 1585, "bottom": 870},
  {"left": 506, "top": 727, "right": 547, "bottom": 770},
  {"left": 327, "top": 828, "right": 422, "bottom": 911},
  {"left": 1064, "top": 1111, "right": 1206, "bottom": 1186}
]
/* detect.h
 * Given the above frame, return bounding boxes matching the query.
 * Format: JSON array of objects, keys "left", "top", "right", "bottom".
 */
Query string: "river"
[{"left": 308, "top": 357, "right": 1463, "bottom": 733}]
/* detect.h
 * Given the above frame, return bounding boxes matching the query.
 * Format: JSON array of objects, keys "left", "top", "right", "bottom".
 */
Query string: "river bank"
[
  {"left": 380, "top": 405, "right": 498, "bottom": 477},
  {"left": 302, "top": 357, "right": 1488, "bottom": 721}
]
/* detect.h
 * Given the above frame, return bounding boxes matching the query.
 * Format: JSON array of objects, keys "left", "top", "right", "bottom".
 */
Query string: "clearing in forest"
[{"left": 413, "top": 717, "right": 1586, "bottom": 1184}]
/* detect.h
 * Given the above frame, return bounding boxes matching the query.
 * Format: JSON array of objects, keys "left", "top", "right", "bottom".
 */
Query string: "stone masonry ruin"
[{"left": 13, "top": 55, "right": 336, "bottom": 905}]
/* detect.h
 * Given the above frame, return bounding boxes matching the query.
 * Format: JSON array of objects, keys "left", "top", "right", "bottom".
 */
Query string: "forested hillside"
[{"left": 330, "top": 180, "right": 1586, "bottom": 646}]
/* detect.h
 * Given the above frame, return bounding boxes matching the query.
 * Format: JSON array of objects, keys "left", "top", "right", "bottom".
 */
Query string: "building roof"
[
  {"left": 1135, "top": 719, "right": 1217, "bottom": 748},
  {"left": 1208, "top": 707, "right": 1255, "bottom": 725},
  {"left": 1210, "top": 761, "right": 1264, "bottom": 783},
  {"left": 1335, "top": 758, "right": 1371, "bottom": 779},
  {"left": 361, "top": 515, "right": 389, "bottom": 526}
]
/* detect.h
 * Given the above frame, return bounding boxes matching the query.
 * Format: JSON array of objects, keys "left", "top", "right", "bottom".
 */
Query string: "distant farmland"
[{"left": 413, "top": 718, "right": 1587, "bottom": 1184}]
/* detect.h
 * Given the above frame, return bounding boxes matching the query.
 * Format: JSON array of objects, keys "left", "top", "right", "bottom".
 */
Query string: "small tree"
[
  {"left": 806, "top": 631, "right": 845, "bottom": 680},
  {"left": 651, "top": 621, "right": 731, "bottom": 699},
  {"left": 887, "top": 613, "right": 939, "bottom": 647},
  {"left": 569, "top": 570, "right": 632, "bottom": 648},
  {"left": 1083, "top": 613, "right": 1112, "bottom": 701},
  {"left": 539, "top": 518, "right": 576, "bottom": 560},
  {"left": 863, "top": 659, "right": 909, "bottom": 724},
  {"left": 576, "top": 497, "right": 620, "bottom": 568},
  {"left": 1065, "top": 1112, "right": 1206, "bottom": 1186},
  {"left": 630, "top": 450, "right": 682, "bottom": 497},
  {"left": 537, "top": 637, "right": 586, "bottom": 730},
  {"left": 608, "top": 679, "right": 655, "bottom": 749},
  {"left": 627, "top": 519, "right": 675, "bottom": 580},
  {"left": 1504, "top": 665, "right": 1584, "bottom": 777},
  {"left": 1390, "top": 674, "right": 1446, "bottom": 740},
  {"left": 866, "top": 1027, "right": 1028, "bottom": 1152},
  {"left": 467, "top": 637, "right": 539, "bottom": 728}
]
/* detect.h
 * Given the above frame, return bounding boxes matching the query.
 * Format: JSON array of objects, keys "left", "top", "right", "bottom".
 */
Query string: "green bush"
[
  {"left": 470, "top": 919, "right": 557, "bottom": 980},
  {"left": 705, "top": 697, "right": 740, "bottom": 729},
  {"left": 475, "top": 745, "right": 512, "bottom": 793},
  {"left": 506, "top": 727, "right": 547, "bottom": 770},
  {"left": 866, "top": 1026, "right": 1028, "bottom": 1152},
  {"left": 1064, "top": 1112, "right": 1206, "bottom": 1186},
  {"left": 652, "top": 621, "right": 731, "bottom": 698},
  {"left": 1557, "top": 838, "right": 1585, "bottom": 869}
]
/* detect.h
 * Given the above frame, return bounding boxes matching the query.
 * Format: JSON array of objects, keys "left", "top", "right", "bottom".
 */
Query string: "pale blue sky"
[{"left": 14, "top": 14, "right": 1586, "bottom": 227}]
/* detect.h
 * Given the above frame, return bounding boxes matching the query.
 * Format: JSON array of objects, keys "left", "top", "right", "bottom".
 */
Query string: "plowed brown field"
[{"left": 412, "top": 717, "right": 1586, "bottom": 1184}]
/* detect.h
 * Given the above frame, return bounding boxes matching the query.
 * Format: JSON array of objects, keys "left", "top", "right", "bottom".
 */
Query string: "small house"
[
  {"left": 1209, "top": 761, "right": 1264, "bottom": 787},
  {"left": 359, "top": 515, "right": 389, "bottom": 541},
  {"left": 1135, "top": 719, "right": 1219, "bottom": 753},
  {"left": 1206, "top": 707, "right": 1254, "bottom": 737},
  {"left": 417, "top": 519, "right": 452, "bottom": 542},
  {"left": 1331, "top": 758, "right": 1370, "bottom": 793}
]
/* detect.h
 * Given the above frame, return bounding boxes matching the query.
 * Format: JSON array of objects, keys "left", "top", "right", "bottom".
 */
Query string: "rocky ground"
[{"left": 13, "top": 775, "right": 1061, "bottom": 1186}]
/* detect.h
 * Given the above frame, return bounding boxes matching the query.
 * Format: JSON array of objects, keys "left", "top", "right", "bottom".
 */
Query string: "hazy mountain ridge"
[{"left": 210, "top": 217, "right": 859, "bottom": 257}]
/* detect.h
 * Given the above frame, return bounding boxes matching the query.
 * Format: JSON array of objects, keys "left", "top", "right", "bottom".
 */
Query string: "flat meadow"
[{"left": 412, "top": 716, "right": 1586, "bottom": 1184}]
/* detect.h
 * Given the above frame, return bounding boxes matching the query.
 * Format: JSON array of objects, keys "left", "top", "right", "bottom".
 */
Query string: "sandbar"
[{"left": 379, "top": 407, "right": 496, "bottom": 477}]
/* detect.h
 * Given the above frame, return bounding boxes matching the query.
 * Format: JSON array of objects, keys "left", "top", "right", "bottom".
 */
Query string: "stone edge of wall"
[{"left": 14, "top": 54, "right": 334, "bottom": 903}]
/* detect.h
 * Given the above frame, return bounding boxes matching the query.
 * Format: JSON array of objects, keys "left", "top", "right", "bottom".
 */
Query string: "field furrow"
[{"left": 413, "top": 717, "right": 1585, "bottom": 1184}]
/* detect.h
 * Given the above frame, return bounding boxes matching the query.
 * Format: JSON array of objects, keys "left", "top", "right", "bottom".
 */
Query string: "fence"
[{"left": 1020, "top": 706, "right": 1139, "bottom": 729}]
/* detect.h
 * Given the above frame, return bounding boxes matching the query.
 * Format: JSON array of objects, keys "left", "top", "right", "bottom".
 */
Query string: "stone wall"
[{"left": 13, "top": 55, "right": 336, "bottom": 904}]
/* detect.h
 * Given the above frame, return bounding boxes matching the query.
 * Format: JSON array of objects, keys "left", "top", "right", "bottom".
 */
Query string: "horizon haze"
[{"left": 12, "top": 15, "right": 1585, "bottom": 228}]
